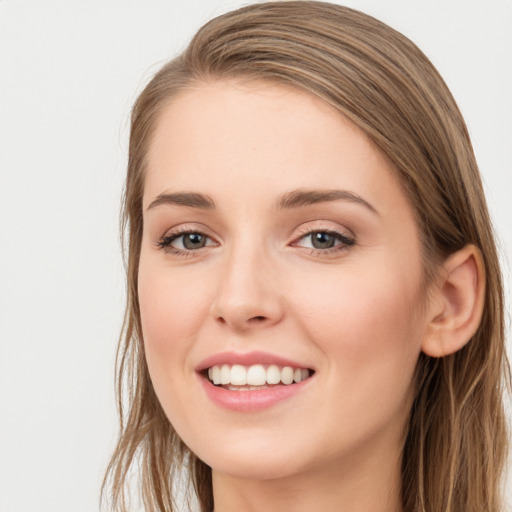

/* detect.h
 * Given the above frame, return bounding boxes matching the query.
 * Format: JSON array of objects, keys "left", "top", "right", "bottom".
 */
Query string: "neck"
[{"left": 211, "top": 441, "right": 403, "bottom": 512}]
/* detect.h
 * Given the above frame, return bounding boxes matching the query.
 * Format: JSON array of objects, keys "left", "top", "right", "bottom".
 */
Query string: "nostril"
[{"left": 214, "top": 311, "right": 276, "bottom": 329}]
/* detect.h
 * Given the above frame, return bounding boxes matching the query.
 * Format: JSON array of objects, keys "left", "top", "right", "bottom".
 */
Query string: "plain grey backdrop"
[{"left": 1, "top": 1, "right": 511, "bottom": 511}]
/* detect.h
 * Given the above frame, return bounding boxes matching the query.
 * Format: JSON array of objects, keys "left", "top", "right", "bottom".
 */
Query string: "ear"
[{"left": 421, "top": 244, "right": 485, "bottom": 358}]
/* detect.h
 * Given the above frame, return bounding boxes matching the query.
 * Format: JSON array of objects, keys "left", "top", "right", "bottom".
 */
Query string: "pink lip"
[
  {"left": 195, "top": 351, "right": 314, "bottom": 412},
  {"left": 195, "top": 350, "right": 311, "bottom": 372},
  {"left": 199, "top": 375, "right": 312, "bottom": 412}
]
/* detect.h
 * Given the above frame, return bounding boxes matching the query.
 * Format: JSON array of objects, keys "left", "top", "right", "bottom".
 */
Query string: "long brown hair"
[{"left": 102, "top": 2, "right": 510, "bottom": 511}]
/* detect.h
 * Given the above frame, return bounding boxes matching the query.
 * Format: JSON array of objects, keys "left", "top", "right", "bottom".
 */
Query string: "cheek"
[
  {"left": 137, "top": 256, "right": 210, "bottom": 385},
  {"left": 139, "top": 259, "right": 206, "bottom": 341},
  {"left": 137, "top": 257, "right": 217, "bottom": 437},
  {"left": 293, "top": 259, "right": 424, "bottom": 416},
  {"left": 297, "top": 258, "right": 422, "bottom": 343}
]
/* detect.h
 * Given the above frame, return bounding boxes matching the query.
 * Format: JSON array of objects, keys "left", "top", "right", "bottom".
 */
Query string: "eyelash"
[
  {"left": 292, "top": 227, "right": 355, "bottom": 256},
  {"left": 155, "top": 227, "right": 355, "bottom": 258},
  {"left": 155, "top": 227, "right": 215, "bottom": 257}
]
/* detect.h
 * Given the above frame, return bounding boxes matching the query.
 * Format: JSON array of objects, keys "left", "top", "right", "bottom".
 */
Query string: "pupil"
[
  {"left": 312, "top": 232, "right": 335, "bottom": 249},
  {"left": 183, "top": 233, "right": 205, "bottom": 250}
]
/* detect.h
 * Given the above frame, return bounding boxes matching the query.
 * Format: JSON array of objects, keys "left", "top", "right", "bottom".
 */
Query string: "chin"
[
  {"left": 209, "top": 453, "right": 303, "bottom": 481},
  {"left": 190, "top": 436, "right": 310, "bottom": 481}
]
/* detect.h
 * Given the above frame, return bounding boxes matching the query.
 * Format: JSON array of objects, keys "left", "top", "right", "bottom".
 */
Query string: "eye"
[
  {"left": 303, "top": 231, "right": 339, "bottom": 249},
  {"left": 175, "top": 232, "right": 210, "bottom": 250},
  {"left": 293, "top": 229, "right": 355, "bottom": 252},
  {"left": 156, "top": 230, "right": 217, "bottom": 254}
]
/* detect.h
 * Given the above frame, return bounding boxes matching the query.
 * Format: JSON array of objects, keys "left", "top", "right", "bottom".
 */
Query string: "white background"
[{"left": 0, "top": 1, "right": 511, "bottom": 511}]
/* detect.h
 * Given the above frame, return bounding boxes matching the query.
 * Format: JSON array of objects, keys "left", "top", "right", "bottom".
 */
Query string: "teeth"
[
  {"left": 206, "top": 364, "right": 311, "bottom": 387},
  {"left": 266, "top": 365, "right": 281, "bottom": 385},
  {"left": 212, "top": 365, "right": 221, "bottom": 385},
  {"left": 281, "top": 366, "right": 294, "bottom": 385},
  {"left": 226, "top": 384, "right": 271, "bottom": 391},
  {"left": 231, "top": 365, "right": 247, "bottom": 385},
  {"left": 247, "top": 364, "right": 266, "bottom": 386},
  {"left": 220, "top": 364, "right": 231, "bottom": 385}
]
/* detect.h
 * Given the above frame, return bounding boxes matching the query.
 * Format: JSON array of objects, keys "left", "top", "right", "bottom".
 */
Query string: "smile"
[
  {"left": 197, "top": 351, "right": 315, "bottom": 411},
  {"left": 207, "top": 364, "right": 311, "bottom": 389}
]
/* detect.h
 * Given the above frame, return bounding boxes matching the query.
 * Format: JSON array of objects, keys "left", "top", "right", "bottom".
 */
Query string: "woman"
[{"left": 102, "top": 2, "right": 510, "bottom": 511}]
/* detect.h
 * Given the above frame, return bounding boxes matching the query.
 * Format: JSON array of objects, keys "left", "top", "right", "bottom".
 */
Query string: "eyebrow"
[
  {"left": 276, "top": 188, "right": 379, "bottom": 214},
  {"left": 146, "top": 188, "right": 378, "bottom": 215},
  {"left": 146, "top": 192, "right": 216, "bottom": 211}
]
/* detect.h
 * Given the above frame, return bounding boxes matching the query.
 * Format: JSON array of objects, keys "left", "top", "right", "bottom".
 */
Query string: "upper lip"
[{"left": 196, "top": 351, "right": 312, "bottom": 372}]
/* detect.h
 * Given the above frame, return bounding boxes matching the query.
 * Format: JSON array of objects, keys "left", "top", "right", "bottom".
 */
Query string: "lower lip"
[{"left": 199, "top": 375, "right": 312, "bottom": 412}]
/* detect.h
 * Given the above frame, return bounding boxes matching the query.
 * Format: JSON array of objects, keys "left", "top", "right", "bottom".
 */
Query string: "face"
[{"left": 138, "top": 80, "right": 428, "bottom": 481}]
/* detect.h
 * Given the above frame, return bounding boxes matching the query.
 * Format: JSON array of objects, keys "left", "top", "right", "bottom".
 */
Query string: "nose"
[{"left": 210, "top": 243, "right": 284, "bottom": 332}]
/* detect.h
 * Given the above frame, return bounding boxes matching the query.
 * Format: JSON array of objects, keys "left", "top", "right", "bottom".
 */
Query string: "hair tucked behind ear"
[{"left": 102, "top": 2, "right": 510, "bottom": 511}]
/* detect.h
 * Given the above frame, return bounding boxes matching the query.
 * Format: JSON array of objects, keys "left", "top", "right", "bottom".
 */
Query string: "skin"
[{"left": 138, "top": 80, "right": 435, "bottom": 512}]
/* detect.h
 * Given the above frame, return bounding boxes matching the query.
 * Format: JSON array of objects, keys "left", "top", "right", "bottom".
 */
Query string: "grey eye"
[
  {"left": 309, "top": 232, "right": 337, "bottom": 249},
  {"left": 294, "top": 229, "right": 355, "bottom": 252},
  {"left": 180, "top": 233, "right": 208, "bottom": 250}
]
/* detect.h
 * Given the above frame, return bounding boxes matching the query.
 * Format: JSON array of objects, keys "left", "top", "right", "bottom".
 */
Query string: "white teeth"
[
  {"left": 220, "top": 364, "right": 231, "bottom": 385},
  {"left": 212, "top": 365, "right": 221, "bottom": 385},
  {"left": 281, "top": 366, "right": 294, "bottom": 385},
  {"left": 230, "top": 365, "right": 247, "bottom": 385},
  {"left": 247, "top": 364, "right": 266, "bottom": 386},
  {"left": 266, "top": 365, "right": 281, "bottom": 385},
  {"left": 206, "top": 364, "right": 312, "bottom": 387}
]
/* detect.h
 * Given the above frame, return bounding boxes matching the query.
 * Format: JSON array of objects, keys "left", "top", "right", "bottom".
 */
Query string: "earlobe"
[{"left": 421, "top": 244, "right": 485, "bottom": 358}]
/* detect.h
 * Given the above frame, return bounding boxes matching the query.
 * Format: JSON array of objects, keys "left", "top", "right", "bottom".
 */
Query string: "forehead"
[{"left": 143, "top": 79, "right": 409, "bottom": 219}]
